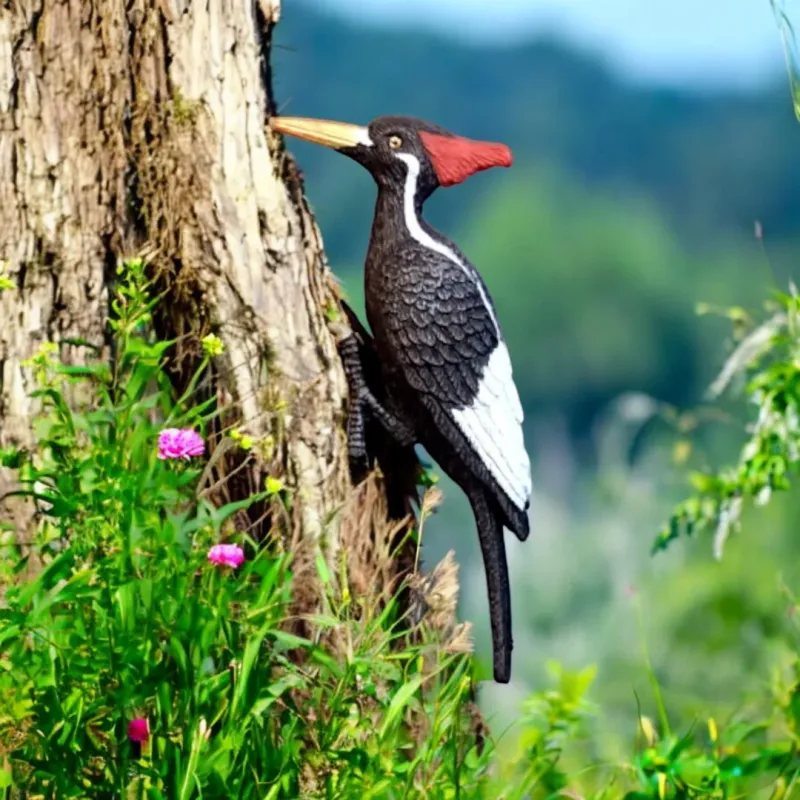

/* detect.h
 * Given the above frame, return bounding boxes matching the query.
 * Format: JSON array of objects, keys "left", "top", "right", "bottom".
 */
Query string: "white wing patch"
[{"left": 451, "top": 342, "right": 531, "bottom": 510}]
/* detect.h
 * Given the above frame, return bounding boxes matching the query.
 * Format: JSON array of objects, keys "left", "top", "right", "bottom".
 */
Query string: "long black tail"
[{"left": 467, "top": 484, "right": 513, "bottom": 683}]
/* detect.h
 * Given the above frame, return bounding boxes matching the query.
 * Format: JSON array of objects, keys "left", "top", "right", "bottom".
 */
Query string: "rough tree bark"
[{"left": 0, "top": 0, "right": 431, "bottom": 614}]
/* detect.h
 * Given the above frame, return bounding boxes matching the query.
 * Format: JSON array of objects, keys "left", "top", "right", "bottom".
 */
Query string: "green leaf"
[
  {"left": 209, "top": 493, "right": 266, "bottom": 532},
  {"left": 788, "top": 684, "right": 800, "bottom": 733},
  {"left": 379, "top": 676, "right": 423, "bottom": 739},
  {"left": 270, "top": 630, "right": 311, "bottom": 650},
  {"left": 170, "top": 636, "right": 191, "bottom": 686},
  {"left": 229, "top": 622, "right": 274, "bottom": 720}
]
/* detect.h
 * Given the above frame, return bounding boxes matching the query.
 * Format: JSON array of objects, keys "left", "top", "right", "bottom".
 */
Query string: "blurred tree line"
[{"left": 272, "top": 1, "right": 800, "bottom": 750}]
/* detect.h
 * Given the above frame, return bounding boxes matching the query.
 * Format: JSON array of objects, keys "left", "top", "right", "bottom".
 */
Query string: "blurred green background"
[{"left": 272, "top": 0, "right": 800, "bottom": 751}]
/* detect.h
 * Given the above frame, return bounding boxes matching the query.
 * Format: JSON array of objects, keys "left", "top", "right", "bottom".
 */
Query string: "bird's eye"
[{"left": 388, "top": 134, "right": 403, "bottom": 149}]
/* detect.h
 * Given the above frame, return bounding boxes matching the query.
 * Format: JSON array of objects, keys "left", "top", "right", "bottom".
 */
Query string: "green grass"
[{"left": 1, "top": 260, "right": 800, "bottom": 798}]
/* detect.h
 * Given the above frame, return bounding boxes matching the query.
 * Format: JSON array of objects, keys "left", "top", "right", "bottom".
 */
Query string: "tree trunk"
[{"left": 0, "top": 0, "right": 423, "bottom": 615}]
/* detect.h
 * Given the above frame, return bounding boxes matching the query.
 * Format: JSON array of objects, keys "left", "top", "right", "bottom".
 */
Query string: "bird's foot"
[
  {"left": 336, "top": 331, "right": 416, "bottom": 450},
  {"left": 335, "top": 332, "right": 372, "bottom": 476},
  {"left": 345, "top": 399, "right": 370, "bottom": 477},
  {"left": 361, "top": 390, "right": 416, "bottom": 447}
]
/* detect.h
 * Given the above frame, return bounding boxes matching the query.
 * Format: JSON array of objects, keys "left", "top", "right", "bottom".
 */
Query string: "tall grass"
[{"left": 1, "top": 261, "right": 799, "bottom": 797}]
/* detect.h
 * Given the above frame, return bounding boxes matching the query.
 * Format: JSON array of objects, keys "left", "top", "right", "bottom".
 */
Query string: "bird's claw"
[{"left": 336, "top": 332, "right": 372, "bottom": 477}]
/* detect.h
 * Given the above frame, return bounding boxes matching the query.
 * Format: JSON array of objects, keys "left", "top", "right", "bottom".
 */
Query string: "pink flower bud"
[
  {"left": 128, "top": 717, "right": 149, "bottom": 743},
  {"left": 207, "top": 543, "right": 245, "bottom": 569},
  {"left": 157, "top": 428, "right": 205, "bottom": 460}
]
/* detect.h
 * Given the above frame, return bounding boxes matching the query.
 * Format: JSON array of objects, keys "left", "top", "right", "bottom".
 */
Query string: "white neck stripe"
[{"left": 394, "top": 152, "right": 500, "bottom": 336}]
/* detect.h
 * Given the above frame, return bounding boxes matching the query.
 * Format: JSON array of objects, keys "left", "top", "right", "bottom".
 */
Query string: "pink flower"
[
  {"left": 208, "top": 543, "right": 245, "bottom": 569},
  {"left": 157, "top": 428, "right": 205, "bottom": 460},
  {"left": 128, "top": 717, "right": 149, "bottom": 743}
]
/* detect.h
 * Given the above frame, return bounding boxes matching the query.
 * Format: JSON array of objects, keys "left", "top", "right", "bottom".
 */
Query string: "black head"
[{"left": 271, "top": 113, "right": 512, "bottom": 201}]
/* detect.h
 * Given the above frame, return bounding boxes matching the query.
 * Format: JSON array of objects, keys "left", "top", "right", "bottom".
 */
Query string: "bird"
[{"left": 270, "top": 113, "right": 531, "bottom": 683}]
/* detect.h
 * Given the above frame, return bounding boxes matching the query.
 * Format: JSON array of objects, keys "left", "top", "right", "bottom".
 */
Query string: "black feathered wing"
[{"left": 375, "top": 247, "right": 531, "bottom": 536}]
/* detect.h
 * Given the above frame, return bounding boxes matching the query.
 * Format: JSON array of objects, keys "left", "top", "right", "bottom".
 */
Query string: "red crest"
[{"left": 419, "top": 131, "right": 513, "bottom": 186}]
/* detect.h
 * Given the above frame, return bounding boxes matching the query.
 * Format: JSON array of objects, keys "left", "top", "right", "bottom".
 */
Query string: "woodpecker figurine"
[{"left": 270, "top": 114, "right": 531, "bottom": 683}]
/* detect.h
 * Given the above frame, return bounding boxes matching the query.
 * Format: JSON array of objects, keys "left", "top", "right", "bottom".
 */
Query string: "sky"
[{"left": 309, "top": 0, "right": 791, "bottom": 87}]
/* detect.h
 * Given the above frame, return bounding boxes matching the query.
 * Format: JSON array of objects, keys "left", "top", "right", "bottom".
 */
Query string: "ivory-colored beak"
[{"left": 269, "top": 116, "right": 372, "bottom": 149}]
